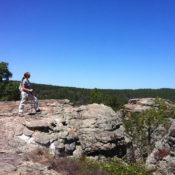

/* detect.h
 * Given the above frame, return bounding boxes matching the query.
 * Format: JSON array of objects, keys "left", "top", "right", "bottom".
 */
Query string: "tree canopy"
[
  {"left": 0, "top": 62, "right": 12, "bottom": 81},
  {"left": 1, "top": 61, "right": 175, "bottom": 112}
]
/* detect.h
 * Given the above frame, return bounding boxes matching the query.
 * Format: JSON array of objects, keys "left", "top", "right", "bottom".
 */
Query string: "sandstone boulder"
[
  {"left": 0, "top": 99, "right": 133, "bottom": 174},
  {"left": 124, "top": 98, "right": 155, "bottom": 113}
]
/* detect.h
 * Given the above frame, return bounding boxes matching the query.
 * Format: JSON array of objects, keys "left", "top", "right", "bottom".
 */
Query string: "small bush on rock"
[
  {"left": 27, "top": 149, "right": 108, "bottom": 175},
  {"left": 102, "top": 158, "right": 151, "bottom": 175}
]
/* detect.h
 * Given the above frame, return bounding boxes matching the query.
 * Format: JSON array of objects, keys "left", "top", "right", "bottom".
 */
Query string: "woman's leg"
[
  {"left": 28, "top": 93, "right": 39, "bottom": 111},
  {"left": 19, "top": 92, "right": 28, "bottom": 114}
]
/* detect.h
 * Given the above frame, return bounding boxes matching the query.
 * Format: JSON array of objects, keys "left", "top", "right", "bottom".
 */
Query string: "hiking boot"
[
  {"left": 36, "top": 109, "right": 41, "bottom": 113},
  {"left": 18, "top": 113, "right": 24, "bottom": 117}
]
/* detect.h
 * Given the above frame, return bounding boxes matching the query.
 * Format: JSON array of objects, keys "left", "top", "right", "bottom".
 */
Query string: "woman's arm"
[{"left": 22, "top": 84, "right": 33, "bottom": 93}]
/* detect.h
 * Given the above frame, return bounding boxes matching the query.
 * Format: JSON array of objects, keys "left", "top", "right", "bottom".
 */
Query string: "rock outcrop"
[
  {"left": 0, "top": 98, "right": 174, "bottom": 174},
  {"left": 146, "top": 119, "right": 175, "bottom": 175},
  {"left": 124, "top": 98, "right": 155, "bottom": 113},
  {"left": 0, "top": 99, "right": 132, "bottom": 174},
  {"left": 121, "top": 98, "right": 175, "bottom": 174},
  {"left": 117, "top": 98, "right": 155, "bottom": 119}
]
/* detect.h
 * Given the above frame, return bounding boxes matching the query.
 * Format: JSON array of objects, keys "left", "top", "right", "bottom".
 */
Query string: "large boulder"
[
  {"left": 18, "top": 101, "right": 132, "bottom": 159},
  {"left": 63, "top": 103, "right": 132, "bottom": 158},
  {"left": 73, "top": 104, "right": 131, "bottom": 157},
  {"left": 0, "top": 99, "right": 133, "bottom": 174}
]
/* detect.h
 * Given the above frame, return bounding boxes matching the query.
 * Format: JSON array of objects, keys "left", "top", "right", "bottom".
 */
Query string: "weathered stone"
[
  {"left": 54, "top": 141, "right": 65, "bottom": 150},
  {"left": 24, "top": 118, "right": 56, "bottom": 130},
  {"left": 124, "top": 98, "right": 155, "bottom": 112},
  {"left": 146, "top": 119, "right": 175, "bottom": 175},
  {"left": 15, "top": 125, "right": 24, "bottom": 136},
  {"left": 65, "top": 142, "right": 76, "bottom": 153},
  {"left": 23, "top": 127, "right": 34, "bottom": 136},
  {"left": 58, "top": 131, "right": 69, "bottom": 139},
  {"left": 0, "top": 112, "right": 13, "bottom": 116},
  {"left": 33, "top": 132, "right": 50, "bottom": 146},
  {"left": 169, "top": 129, "right": 175, "bottom": 137},
  {"left": 18, "top": 134, "right": 31, "bottom": 143},
  {"left": 0, "top": 99, "right": 138, "bottom": 174},
  {"left": 73, "top": 146, "right": 83, "bottom": 158},
  {"left": 0, "top": 162, "right": 17, "bottom": 173},
  {"left": 74, "top": 104, "right": 131, "bottom": 158},
  {"left": 49, "top": 133, "right": 58, "bottom": 143}
]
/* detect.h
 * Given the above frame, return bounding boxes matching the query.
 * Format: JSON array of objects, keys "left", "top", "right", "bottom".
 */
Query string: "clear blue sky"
[{"left": 0, "top": 0, "right": 175, "bottom": 89}]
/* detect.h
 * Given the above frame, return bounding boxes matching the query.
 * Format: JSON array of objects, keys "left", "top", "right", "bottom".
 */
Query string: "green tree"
[
  {"left": 1, "top": 82, "right": 20, "bottom": 101},
  {"left": 0, "top": 62, "right": 20, "bottom": 101},
  {"left": 123, "top": 98, "right": 173, "bottom": 160},
  {"left": 104, "top": 95, "right": 120, "bottom": 110},
  {"left": 0, "top": 62, "right": 12, "bottom": 81},
  {"left": 88, "top": 88, "right": 103, "bottom": 104}
]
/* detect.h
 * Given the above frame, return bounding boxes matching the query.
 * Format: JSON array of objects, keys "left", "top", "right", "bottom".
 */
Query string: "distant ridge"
[{"left": 1, "top": 80, "right": 175, "bottom": 111}]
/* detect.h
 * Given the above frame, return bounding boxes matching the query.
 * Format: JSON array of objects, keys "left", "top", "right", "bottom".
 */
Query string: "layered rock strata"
[{"left": 0, "top": 99, "right": 132, "bottom": 174}]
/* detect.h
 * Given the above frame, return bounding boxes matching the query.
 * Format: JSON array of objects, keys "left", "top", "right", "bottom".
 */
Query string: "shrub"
[
  {"left": 26, "top": 149, "right": 109, "bottom": 175},
  {"left": 26, "top": 149, "right": 152, "bottom": 175},
  {"left": 123, "top": 98, "right": 174, "bottom": 160},
  {"left": 102, "top": 158, "right": 151, "bottom": 175}
]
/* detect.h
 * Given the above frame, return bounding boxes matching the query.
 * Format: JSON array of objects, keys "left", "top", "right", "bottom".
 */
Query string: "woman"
[{"left": 18, "top": 72, "right": 41, "bottom": 116}]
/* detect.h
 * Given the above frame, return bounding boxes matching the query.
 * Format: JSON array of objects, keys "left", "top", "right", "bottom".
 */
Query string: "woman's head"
[{"left": 24, "top": 72, "right": 30, "bottom": 79}]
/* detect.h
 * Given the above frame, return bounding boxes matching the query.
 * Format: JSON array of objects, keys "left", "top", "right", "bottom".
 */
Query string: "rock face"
[
  {"left": 124, "top": 98, "right": 155, "bottom": 113},
  {"left": 1, "top": 98, "right": 174, "bottom": 174},
  {"left": 74, "top": 104, "right": 132, "bottom": 158},
  {"left": 122, "top": 98, "right": 175, "bottom": 174},
  {"left": 146, "top": 119, "right": 175, "bottom": 175},
  {"left": 0, "top": 99, "right": 132, "bottom": 174}
]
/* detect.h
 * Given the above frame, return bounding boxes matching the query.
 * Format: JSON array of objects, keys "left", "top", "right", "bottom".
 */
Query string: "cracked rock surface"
[{"left": 0, "top": 99, "right": 132, "bottom": 174}]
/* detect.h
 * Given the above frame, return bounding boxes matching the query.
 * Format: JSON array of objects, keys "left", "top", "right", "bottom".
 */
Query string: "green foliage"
[
  {"left": 0, "top": 62, "right": 12, "bottom": 81},
  {"left": 88, "top": 88, "right": 103, "bottom": 104},
  {"left": 74, "top": 157, "right": 152, "bottom": 175},
  {"left": 123, "top": 98, "right": 175, "bottom": 159},
  {"left": 2, "top": 79, "right": 175, "bottom": 113},
  {"left": 27, "top": 149, "right": 108, "bottom": 175},
  {"left": 0, "top": 81, "right": 20, "bottom": 101},
  {"left": 1, "top": 61, "right": 175, "bottom": 112},
  {"left": 83, "top": 157, "right": 152, "bottom": 175},
  {"left": 102, "top": 158, "right": 151, "bottom": 175},
  {"left": 154, "top": 97, "right": 175, "bottom": 119},
  {"left": 27, "top": 84, "right": 175, "bottom": 111},
  {"left": 123, "top": 112, "right": 149, "bottom": 158},
  {"left": 28, "top": 149, "right": 153, "bottom": 175},
  {"left": 0, "top": 62, "right": 19, "bottom": 101},
  {"left": 104, "top": 95, "right": 121, "bottom": 111},
  {"left": 88, "top": 89, "right": 122, "bottom": 110}
]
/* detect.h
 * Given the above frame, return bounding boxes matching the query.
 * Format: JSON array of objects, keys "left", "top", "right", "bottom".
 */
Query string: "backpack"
[{"left": 19, "top": 82, "right": 22, "bottom": 92}]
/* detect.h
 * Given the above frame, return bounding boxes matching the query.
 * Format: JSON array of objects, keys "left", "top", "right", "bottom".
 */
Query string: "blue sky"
[{"left": 0, "top": 0, "right": 175, "bottom": 89}]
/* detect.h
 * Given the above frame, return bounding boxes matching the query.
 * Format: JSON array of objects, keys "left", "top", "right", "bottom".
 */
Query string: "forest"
[
  {"left": 1, "top": 62, "right": 175, "bottom": 111},
  {"left": 1, "top": 80, "right": 175, "bottom": 111}
]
